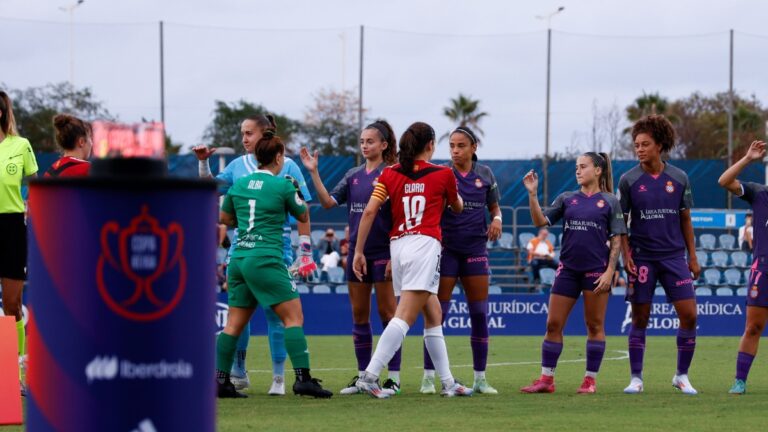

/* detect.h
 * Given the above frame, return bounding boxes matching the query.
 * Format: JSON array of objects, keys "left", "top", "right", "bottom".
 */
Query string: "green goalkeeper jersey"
[{"left": 221, "top": 169, "right": 307, "bottom": 259}]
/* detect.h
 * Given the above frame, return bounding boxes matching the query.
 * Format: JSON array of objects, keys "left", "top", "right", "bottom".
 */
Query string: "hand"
[
  {"left": 745, "top": 141, "right": 766, "bottom": 162},
  {"left": 385, "top": 259, "right": 392, "bottom": 281},
  {"left": 624, "top": 253, "right": 637, "bottom": 277},
  {"left": 289, "top": 236, "right": 317, "bottom": 278},
  {"left": 487, "top": 218, "right": 502, "bottom": 241},
  {"left": 593, "top": 269, "right": 614, "bottom": 295},
  {"left": 353, "top": 252, "right": 367, "bottom": 282},
  {"left": 688, "top": 256, "right": 701, "bottom": 281},
  {"left": 285, "top": 175, "right": 306, "bottom": 200},
  {"left": 522, "top": 170, "right": 539, "bottom": 194},
  {"left": 192, "top": 145, "right": 216, "bottom": 161},
  {"left": 299, "top": 147, "right": 319, "bottom": 172}
]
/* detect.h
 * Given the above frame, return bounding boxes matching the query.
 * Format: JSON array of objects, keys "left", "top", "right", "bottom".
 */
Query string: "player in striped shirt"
[
  {"left": 619, "top": 115, "right": 700, "bottom": 395},
  {"left": 354, "top": 122, "right": 472, "bottom": 398},
  {"left": 718, "top": 140, "right": 768, "bottom": 394},
  {"left": 45, "top": 114, "right": 92, "bottom": 178},
  {"left": 520, "top": 152, "right": 625, "bottom": 394},
  {"left": 422, "top": 126, "right": 501, "bottom": 394},
  {"left": 193, "top": 114, "right": 316, "bottom": 395},
  {"left": 300, "top": 120, "right": 403, "bottom": 395}
]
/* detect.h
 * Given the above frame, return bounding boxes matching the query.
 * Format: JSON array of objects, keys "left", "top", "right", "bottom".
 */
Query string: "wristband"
[
  {"left": 493, "top": 215, "right": 502, "bottom": 223},
  {"left": 198, "top": 160, "right": 212, "bottom": 177}
]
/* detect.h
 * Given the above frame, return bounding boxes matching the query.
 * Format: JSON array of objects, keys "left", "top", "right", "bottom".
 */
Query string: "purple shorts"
[
  {"left": 746, "top": 264, "right": 768, "bottom": 308},
  {"left": 346, "top": 253, "right": 390, "bottom": 284},
  {"left": 440, "top": 249, "right": 490, "bottom": 278},
  {"left": 550, "top": 263, "right": 605, "bottom": 299},
  {"left": 626, "top": 256, "right": 695, "bottom": 304}
]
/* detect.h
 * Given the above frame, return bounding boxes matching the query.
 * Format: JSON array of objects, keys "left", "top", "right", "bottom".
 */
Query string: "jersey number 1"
[
  {"left": 247, "top": 199, "right": 256, "bottom": 232},
  {"left": 402, "top": 195, "right": 426, "bottom": 230}
]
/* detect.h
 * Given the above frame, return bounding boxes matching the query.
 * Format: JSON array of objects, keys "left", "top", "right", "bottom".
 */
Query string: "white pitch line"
[{"left": 247, "top": 350, "right": 629, "bottom": 373}]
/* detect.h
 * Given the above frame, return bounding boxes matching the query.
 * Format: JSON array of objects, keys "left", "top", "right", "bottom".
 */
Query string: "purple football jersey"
[
  {"left": 441, "top": 162, "right": 501, "bottom": 253},
  {"left": 618, "top": 163, "right": 693, "bottom": 261},
  {"left": 330, "top": 163, "right": 392, "bottom": 258},
  {"left": 739, "top": 182, "right": 768, "bottom": 263},
  {"left": 544, "top": 191, "right": 626, "bottom": 272}
]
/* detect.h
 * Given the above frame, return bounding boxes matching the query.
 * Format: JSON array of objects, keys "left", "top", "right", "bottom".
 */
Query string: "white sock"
[
  {"left": 424, "top": 326, "right": 454, "bottom": 388},
  {"left": 474, "top": 370, "right": 486, "bottom": 381},
  {"left": 541, "top": 367, "right": 555, "bottom": 377},
  {"left": 585, "top": 371, "right": 597, "bottom": 379},
  {"left": 424, "top": 369, "right": 435, "bottom": 378},
  {"left": 358, "top": 371, "right": 365, "bottom": 377},
  {"left": 388, "top": 371, "right": 400, "bottom": 383},
  {"left": 366, "top": 318, "right": 409, "bottom": 377}
]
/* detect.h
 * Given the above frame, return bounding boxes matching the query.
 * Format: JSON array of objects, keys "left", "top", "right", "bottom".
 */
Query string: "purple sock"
[
  {"left": 586, "top": 339, "right": 606, "bottom": 374},
  {"left": 736, "top": 351, "right": 756, "bottom": 381},
  {"left": 423, "top": 301, "right": 450, "bottom": 370},
  {"left": 469, "top": 300, "right": 489, "bottom": 372},
  {"left": 382, "top": 320, "right": 402, "bottom": 372},
  {"left": 352, "top": 323, "right": 373, "bottom": 372},
  {"left": 628, "top": 325, "right": 646, "bottom": 378},
  {"left": 542, "top": 340, "right": 563, "bottom": 369},
  {"left": 676, "top": 328, "right": 696, "bottom": 375}
]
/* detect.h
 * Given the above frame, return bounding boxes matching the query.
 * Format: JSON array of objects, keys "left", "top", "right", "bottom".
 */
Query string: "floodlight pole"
[
  {"left": 727, "top": 29, "right": 734, "bottom": 209},
  {"left": 537, "top": 7, "right": 564, "bottom": 204}
]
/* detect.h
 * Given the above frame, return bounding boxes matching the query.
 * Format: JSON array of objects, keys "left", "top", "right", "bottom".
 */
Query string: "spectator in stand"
[
  {"left": 317, "top": 228, "right": 341, "bottom": 255},
  {"left": 527, "top": 228, "right": 558, "bottom": 282},
  {"left": 739, "top": 214, "right": 754, "bottom": 252}
]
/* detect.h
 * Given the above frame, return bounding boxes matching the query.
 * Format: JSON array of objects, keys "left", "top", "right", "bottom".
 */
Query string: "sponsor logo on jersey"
[
  {"left": 215, "top": 302, "right": 229, "bottom": 334},
  {"left": 665, "top": 181, "right": 675, "bottom": 193},
  {"left": 570, "top": 198, "right": 578, "bottom": 205},
  {"left": 294, "top": 192, "right": 304, "bottom": 206},
  {"left": 97, "top": 205, "right": 186, "bottom": 322},
  {"left": 85, "top": 355, "right": 194, "bottom": 383},
  {"left": 597, "top": 199, "right": 605, "bottom": 208},
  {"left": 474, "top": 178, "right": 483, "bottom": 188},
  {"left": 638, "top": 184, "right": 648, "bottom": 192}
]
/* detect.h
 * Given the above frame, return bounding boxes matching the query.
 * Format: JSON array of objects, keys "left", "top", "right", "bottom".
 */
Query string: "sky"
[{"left": 2, "top": 0, "right": 767, "bottom": 159}]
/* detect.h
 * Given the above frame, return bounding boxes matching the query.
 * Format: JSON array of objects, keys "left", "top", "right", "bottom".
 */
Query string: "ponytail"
[
  {"left": 398, "top": 122, "right": 434, "bottom": 173},
  {"left": 0, "top": 90, "right": 18, "bottom": 136},
  {"left": 599, "top": 152, "right": 613, "bottom": 193},
  {"left": 254, "top": 129, "right": 285, "bottom": 167}
]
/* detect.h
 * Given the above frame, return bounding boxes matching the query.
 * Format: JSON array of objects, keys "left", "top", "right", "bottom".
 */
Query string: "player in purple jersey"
[
  {"left": 420, "top": 126, "right": 502, "bottom": 394},
  {"left": 300, "top": 120, "right": 403, "bottom": 395},
  {"left": 619, "top": 115, "right": 701, "bottom": 395},
  {"left": 718, "top": 140, "right": 768, "bottom": 394},
  {"left": 520, "top": 152, "right": 625, "bottom": 394}
]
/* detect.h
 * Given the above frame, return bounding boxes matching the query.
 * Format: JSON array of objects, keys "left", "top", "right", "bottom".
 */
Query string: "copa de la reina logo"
[{"left": 97, "top": 205, "right": 186, "bottom": 322}]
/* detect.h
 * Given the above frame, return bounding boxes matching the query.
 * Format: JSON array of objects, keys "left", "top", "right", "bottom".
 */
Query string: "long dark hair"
[
  {"left": 583, "top": 151, "right": 614, "bottom": 192},
  {"left": 364, "top": 119, "right": 397, "bottom": 165},
  {"left": 398, "top": 122, "right": 435, "bottom": 173},
  {"left": 254, "top": 129, "right": 284, "bottom": 167},
  {"left": 0, "top": 90, "right": 18, "bottom": 136},
  {"left": 53, "top": 114, "right": 91, "bottom": 150}
]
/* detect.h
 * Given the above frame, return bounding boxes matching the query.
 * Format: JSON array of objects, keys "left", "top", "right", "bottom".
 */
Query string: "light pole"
[
  {"left": 59, "top": 0, "right": 85, "bottom": 87},
  {"left": 536, "top": 6, "right": 564, "bottom": 204}
]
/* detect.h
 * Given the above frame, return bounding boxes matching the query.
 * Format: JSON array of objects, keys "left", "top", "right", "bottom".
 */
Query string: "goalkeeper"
[{"left": 194, "top": 114, "right": 317, "bottom": 396}]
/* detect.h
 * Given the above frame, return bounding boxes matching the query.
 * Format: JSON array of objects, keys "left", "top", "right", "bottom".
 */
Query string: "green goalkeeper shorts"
[{"left": 227, "top": 255, "right": 299, "bottom": 309}]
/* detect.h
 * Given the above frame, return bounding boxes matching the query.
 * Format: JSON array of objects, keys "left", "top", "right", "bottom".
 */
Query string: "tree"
[
  {"left": 7, "top": 82, "right": 114, "bottom": 152},
  {"left": 202, "top": 100, "right": 301, "bottom": 154},
  {"left": 301, "top": 88, "right": 363, "bottom": 157},
  {"left": 441, "top": 93, "right": 489, "bottom": 142},
  {"left": 165, "top": 135, "right": 183, "bottom": 156}
]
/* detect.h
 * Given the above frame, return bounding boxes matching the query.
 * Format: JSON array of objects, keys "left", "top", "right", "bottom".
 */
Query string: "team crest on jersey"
[
  {"left": 665, "top": 181, "right": 675, "bottom": 193},
  {"left": 638, "top": 185, "right": 648, "bottom": 192},
  {"left": 475, "top": 178, "right": 483, "bottom": 188},
  {"left": 751, "top": 285, "right": 759, "bottom": 299},
  {"left": 597, "top": 199, "right": 605, "bottom": 208}
]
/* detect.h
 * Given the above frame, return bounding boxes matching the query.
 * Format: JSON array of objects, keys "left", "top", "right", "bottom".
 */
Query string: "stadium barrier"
[{"left": 216, "top": 293, "right": 747, "bottom": 337}]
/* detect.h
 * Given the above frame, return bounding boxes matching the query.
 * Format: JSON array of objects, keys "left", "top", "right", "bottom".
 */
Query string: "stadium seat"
[
  {"left": 313, "top": 284, "right": 332, "bottom": 294},
  {"left": 715, "top": 287, "right": 734, "bottom": 296},
  {"left": 710, "top": 251, "right": 729, "bottom": 267},
  {"left": 310, "top": 229, "right": 325, "bottom": 246},
  {"left": 697, "top": 287, "right": 713, "bottom": 296},
  {"left": 654, "top": 287, "right": 665, "bottom": 296},
  {"left": 498, "top": 232, "right": 515, "bottom": 249},
  {"left": 327, "top": 267, "right": 345, "bottom": 284},
  {"left": 695, "top": 250, "right": 708, "bottom": 267},
  {"left": 703, "top": 268, "right": 723, "bottom": 286},
  {"left": 335, "top": 285, "right": 349, "bottom": 294},
  {"left": 489, "top": 285, "right": 502, "bottom": 295},
  {"left": 699, "top": 233, "right": 717, "bottom": 250},
  {"left": 730, "top": 251, "right": 748, "bottom": 268},
  {"left": 296, "top": 284, "right": 310, "bottom": 294},
  {"left": 518, "top": 232, "right": 535, "bottom": 249},
  {"left": 744, "top": 269, "right": 752, "bottom": 284},
  {"left": 539, "top": 268, "right": 556, "bottom": 286},
  {"left": 612, "top": 286, "right": 626, "bottom": 296},
  {"left": 290, "top": 230, "right": 299, "bottom": 248},
  {"left": 547, "top": 233, "right": 557, "bottom": 247},
  {"left": 558, "top": 233, "right": 563, "bottom": 247},
  {"left": 719, "top": 233, "right": 737, "bottom": 250},
  {"left": 724, "top": 268, "right": 743, "bottom": 286},
  {"left": 736, "top": 287, "right": 748, "bottom": 296},
  {"left": 486, "top": 240, "right": 496, "bottom": 250},
  {"left": 554, "top": 249, "right": 561, "bottom": 262}
]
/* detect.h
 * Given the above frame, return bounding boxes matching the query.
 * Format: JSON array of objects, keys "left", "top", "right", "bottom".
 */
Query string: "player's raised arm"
[
  {"left": 523, "top": 170, "right": 548, "bottom": 227},
  {"left": 718, "top": 141, "right": 766, "bottom": 195}
]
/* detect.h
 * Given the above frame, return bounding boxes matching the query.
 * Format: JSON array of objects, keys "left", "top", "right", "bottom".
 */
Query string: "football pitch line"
[{"left": 247, "top": 350, "right": 630, "bottom": 373}]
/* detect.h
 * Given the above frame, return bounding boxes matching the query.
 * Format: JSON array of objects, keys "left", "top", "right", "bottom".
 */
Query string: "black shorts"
[{"left": 0, "top": 213, "right": 27, "bottom": 280}]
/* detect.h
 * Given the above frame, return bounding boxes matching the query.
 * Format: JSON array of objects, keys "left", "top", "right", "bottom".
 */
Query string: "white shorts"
[{"left": 390, "top": 235, "right": 441, "bottom": 295}]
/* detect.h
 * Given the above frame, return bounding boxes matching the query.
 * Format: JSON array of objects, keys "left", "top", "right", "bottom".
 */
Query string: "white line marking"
[{"left": 246, "top": 350, "right": 630, "bottom": 373}]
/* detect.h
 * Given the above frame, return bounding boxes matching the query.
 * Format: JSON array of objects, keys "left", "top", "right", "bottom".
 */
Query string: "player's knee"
[
  {"left": 545, "top": 320, "right": 564, "bottom": 337},
  {"left": 351, "top": 303, "right": 370, "bottom": 324},
  {"left": 745, "top": 322, "right": 765, "bottom": 338},
  {"left": 679, "top": 314, "right": 697, "bottom": 330},
  {"left": 2, "top": 302, "right": 22, "bottom": 320},
  {"left": 585, "top": 320, "right": 604, "bottom": 338}
]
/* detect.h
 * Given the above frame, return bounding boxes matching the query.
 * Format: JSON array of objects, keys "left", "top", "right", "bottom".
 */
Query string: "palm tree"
[
  {"left": 625, "top": 92, "right": 677, "bottom": 123},
  {"left": 441, "top": 93, "right": 489, "bottom": 143}
]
